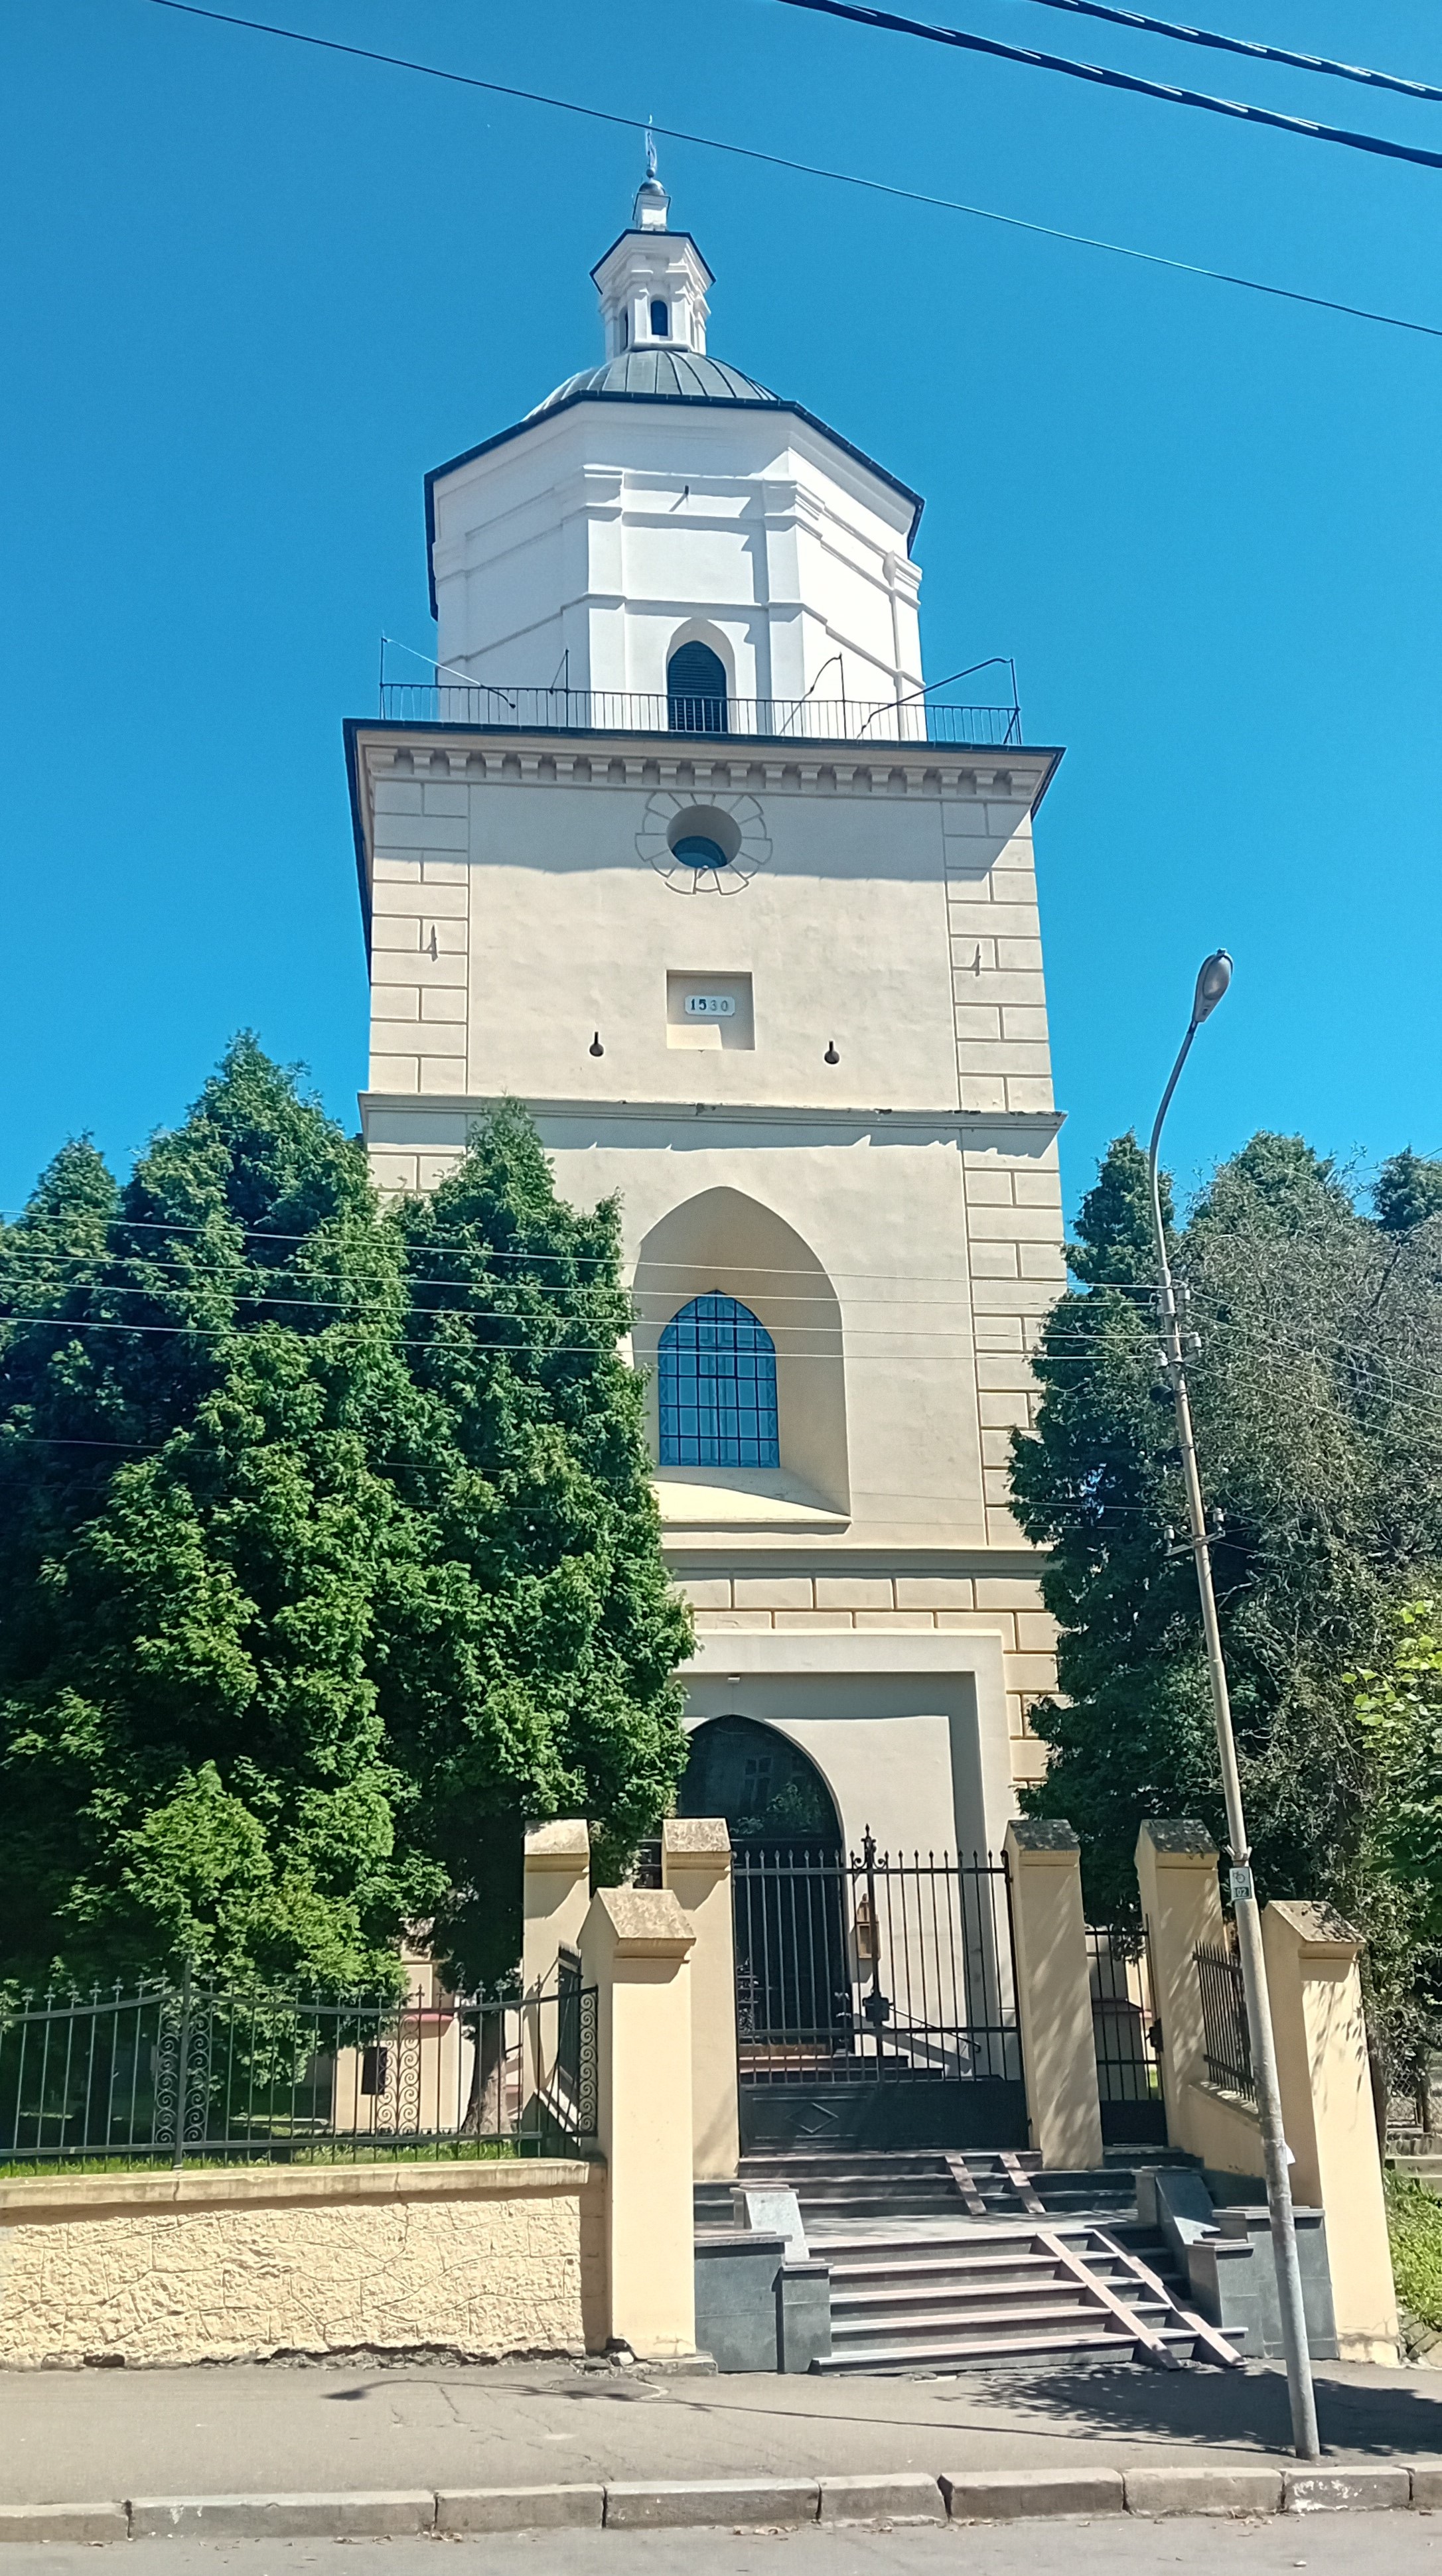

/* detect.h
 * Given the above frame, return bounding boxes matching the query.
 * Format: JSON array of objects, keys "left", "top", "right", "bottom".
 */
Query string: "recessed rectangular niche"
[{"left": 666, "top": 971, "right": 755, "bottom": 1050}]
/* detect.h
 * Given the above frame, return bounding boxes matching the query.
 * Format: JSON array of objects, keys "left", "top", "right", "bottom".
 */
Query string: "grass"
[
  {"left": 1386, "top": 2169, "right": 1442, "bottom": 2332},
  {"left": 0, "top": 2138, "right": 540, "bottom": 2183}
]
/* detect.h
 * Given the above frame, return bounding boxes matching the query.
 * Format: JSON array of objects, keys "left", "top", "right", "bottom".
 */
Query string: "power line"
[
  {"left": 1006, "top": 0, "right": 1442, "bottom": 105},
  {"left": 129, "top": 0, "right": 1442, "bottom": 341},
  {"left": 777, "top": 0, "right": 1442, "bottom": 171}
]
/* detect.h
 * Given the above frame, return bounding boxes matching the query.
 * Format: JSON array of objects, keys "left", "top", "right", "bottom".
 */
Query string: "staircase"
[
  {"left": 694, "top": 2147, "right": 1139, "bottom": 2232},
  {"left": 695, "top": 2149, "right": 1240, "bottom": 2376}
]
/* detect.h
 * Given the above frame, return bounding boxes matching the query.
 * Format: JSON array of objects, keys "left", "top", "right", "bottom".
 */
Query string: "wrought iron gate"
[
  {"left": 1087, "top": 1925, "right": 1167, "bottom": 2146},
  {"left": 732, "top": 1835, "right": 1026, "bottom": 2151}
]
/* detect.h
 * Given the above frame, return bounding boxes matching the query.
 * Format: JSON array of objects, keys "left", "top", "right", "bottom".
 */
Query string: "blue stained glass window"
[{"left": 659, "top": 1294, "right": 779, "bottom": 1469}]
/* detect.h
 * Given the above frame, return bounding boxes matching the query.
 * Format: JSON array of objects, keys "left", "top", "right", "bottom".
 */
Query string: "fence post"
[
  {"left": 579, "top": 1885, "right": 699, "bottom": 2360},
  {"left": 1262, "top": 1901, "right": 1400, "bottom": 2364},
  {"left": 522, "top": 1820, "right": 591, "bottom": 1994},
  {"left": 522, "top": 1821, "right": 592, "bottom": 2118},
  {"left": 662, "top": 1818, "right": 739, "bottom": 2183},
  {"left": 1135, "top": 1819, "right": 1226, "bottom": 2156},
  {"left": 1003, "top": 1819, "right": 1104, "bottom": 2171}
]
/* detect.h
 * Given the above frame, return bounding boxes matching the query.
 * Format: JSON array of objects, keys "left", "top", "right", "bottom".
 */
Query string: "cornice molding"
[
  {"left": 360, "top": 1093, "right": 1064, "bottom": 1141},
  {"left": 349, "top": 720, "right": 1059, "bottom": 809}
]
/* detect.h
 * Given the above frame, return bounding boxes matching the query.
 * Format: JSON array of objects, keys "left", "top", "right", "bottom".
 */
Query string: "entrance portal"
[{"left": 678, "top": 1717, "right": 1027, "bottom": 2153}]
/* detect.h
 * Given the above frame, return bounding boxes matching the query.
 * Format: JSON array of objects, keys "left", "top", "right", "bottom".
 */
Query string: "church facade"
[{"left": 346, "top": 170, "right": 1066, "bottom": 1867}]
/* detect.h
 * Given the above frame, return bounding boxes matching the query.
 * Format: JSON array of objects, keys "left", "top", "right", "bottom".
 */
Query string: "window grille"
[{"left": 659, "top": 1293, "right": 779, "bottom": 1468}]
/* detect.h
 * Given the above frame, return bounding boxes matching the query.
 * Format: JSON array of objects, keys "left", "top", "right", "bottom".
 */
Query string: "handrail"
[{"left": 374, "top": 680, "right": 1024, "bottom": 748}]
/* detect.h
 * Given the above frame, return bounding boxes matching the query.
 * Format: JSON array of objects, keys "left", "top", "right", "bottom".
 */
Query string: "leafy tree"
[
  {"left": 1011, "top": 1132, "right": 1442, "bottom": 2072},
  {"left": 1352, "top": 1603, "right": 1442, "bottom": 1942},
  {"left": 1375, "top": 1151, "right": 1442, "bottom": 1238},
  {"left": 0, "top": 1042, "right": 689, "bottom": 1995}
]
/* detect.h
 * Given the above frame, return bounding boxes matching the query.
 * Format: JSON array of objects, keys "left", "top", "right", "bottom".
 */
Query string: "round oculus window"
[{"left": 640, "top": 793, "right": 769, "bottom": 895}]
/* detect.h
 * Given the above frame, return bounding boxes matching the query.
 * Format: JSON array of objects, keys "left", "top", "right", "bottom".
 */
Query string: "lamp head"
[{"left": 1190, "top": 950, "right": 1233, "bottom": 1028}]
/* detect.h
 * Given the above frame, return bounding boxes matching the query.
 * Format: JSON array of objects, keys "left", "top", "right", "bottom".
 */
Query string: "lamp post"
[{"left": 1147, "top": 952, "right": 1320, "bottom": 2462}]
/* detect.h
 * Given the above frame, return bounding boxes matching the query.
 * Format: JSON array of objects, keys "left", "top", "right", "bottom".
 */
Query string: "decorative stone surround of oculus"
[{"left": 0, "top": 2161, "right": 604, "bottom": 2370}]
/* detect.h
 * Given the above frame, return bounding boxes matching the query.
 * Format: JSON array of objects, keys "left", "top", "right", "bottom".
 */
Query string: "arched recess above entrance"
[
  {"left": 678, "top": 1714, "right": 842, "bottom": 1850},
  {"left": 633, "top": 1186, "right": 849, "bottom": 1515}
]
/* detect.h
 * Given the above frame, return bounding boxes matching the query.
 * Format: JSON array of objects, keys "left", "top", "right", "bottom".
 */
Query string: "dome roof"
[{"left": 528, "top": 348, "right": 778, "bottom": 417}]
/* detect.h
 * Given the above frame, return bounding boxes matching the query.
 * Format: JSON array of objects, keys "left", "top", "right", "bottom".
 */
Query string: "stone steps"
[{"left": 695, "top": 2147, "right": 1231, "bottom": 2377}]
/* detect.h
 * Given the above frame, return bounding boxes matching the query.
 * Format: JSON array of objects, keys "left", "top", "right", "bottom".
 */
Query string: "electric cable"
[
  {"left": 993, "top": 0, "right": 1442, "bottom": 105},
  {"left": 777, "top": 0, "right": 1442, "bottom": 171},
  {"left": 129, "top": 0, "right": 1442, "bottom": 340}
]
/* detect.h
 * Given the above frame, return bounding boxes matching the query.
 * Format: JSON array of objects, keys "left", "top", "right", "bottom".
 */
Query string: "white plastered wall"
[{"left": 430, "top": 406, "right": 922, "bottom": 710}]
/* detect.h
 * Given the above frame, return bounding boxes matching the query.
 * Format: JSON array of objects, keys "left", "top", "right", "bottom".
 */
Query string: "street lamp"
[{"left": 1146, "top": 953, "right": 1321, "bottom": 2463}]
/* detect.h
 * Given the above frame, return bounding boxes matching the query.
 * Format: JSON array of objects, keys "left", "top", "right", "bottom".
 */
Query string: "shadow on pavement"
[{"left": 964, "top": 2364, "right": 1442, "bottom": 2457}]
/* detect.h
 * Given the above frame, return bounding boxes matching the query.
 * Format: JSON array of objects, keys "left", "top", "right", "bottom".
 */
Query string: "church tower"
[{"left": 346, "top": 172, "right": 1066, "bottom": 1864}]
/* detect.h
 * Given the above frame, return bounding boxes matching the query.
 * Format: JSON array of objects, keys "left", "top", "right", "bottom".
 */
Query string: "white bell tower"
[
  {"left": 350, "top": 163, "right": 1068, "bottom": 1867},
  {"left": 593, "top": 147, "right": 713, "bottom": 358},
  {"left": 425, "top": 167, "right": 926, "bottom": 712}
]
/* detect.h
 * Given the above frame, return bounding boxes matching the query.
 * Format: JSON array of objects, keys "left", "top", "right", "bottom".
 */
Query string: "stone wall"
[
  {"left": 679, "top": 1575, "right": 1057, "bottom": 1787},
  {"left": 0, "top": 2161, "right": 604, "bottom": 2369}
]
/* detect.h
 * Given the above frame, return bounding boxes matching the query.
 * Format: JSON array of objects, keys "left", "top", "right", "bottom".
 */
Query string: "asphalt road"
[{"left": 5, "top": 2518, "right": 1442, "bottom": 2576}]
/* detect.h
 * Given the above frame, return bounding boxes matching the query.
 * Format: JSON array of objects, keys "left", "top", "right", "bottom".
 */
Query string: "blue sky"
[{"left": 2, "top": 0, "right": 1439, "bottom": 1226}]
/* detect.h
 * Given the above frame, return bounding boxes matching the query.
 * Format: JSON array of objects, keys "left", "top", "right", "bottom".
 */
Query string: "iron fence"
[
  {"left": 1194, "top": 1939, "right": 1254, "bottom": 2102},
  {"left": 376, "top": 682, "right": 1024, "bottom": 748},
  {"left": 0, "top": 1966, "right": 596, "bottom": 2171},
  {"left": 1087, "top": 1924, "right": 1166, "bottom": 2145},
  {"left": 733, "top": 1837, "right": 1021, "bottom": 2088}
]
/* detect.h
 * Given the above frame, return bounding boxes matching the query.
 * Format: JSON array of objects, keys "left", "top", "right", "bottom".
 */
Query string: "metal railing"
[
  {"left": 376, "top": 681, "right": 1023, "bottom": 748},
  {"left": 1087, "top": 1924, "right": 1166, "bottom": 2143},
  {"left": 733, "top": 1837, "right": 1021, "bottom": 2088},
  {"left": 1195, "top": 1940, "right": 1255, "bottom": 2102},
  {"left": 0, "top": 1968, "right": 597, "bottom": 2171}
]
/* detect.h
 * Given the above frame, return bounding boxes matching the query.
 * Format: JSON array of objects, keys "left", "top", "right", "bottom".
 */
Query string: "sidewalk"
[{"left": 4, "top": 2355, "right": 1442, "bottom": 2510}]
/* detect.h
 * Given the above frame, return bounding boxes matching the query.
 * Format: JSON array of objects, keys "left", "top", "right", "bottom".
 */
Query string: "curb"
[{"left": 1, "top": 2463, "right": 1440, "bottom": 2541}]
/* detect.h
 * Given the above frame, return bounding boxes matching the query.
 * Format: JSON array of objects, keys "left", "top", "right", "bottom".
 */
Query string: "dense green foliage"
[
  {"left": 0, "top": 1040, "right": 689, "bottom": 1994},
  {"left": 1011, "top": 1128, "right": 1442, "bottom": 2068},
  {"left": 1354, "top": 1602, "right": 1442, "bottom": 1946},
  {"left": 1386, "top": 2172, "right": 1442, "bottom": 2336}
]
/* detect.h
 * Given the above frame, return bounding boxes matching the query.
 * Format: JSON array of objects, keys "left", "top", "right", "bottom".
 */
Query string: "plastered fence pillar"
[
  {"left": 662, "top": 1818, "right": 740, "bottom": 2183},
  {"left": 1262, "top": 1901, "right": 1400, "bottom": 2364},
  {"left": 1135, "top": 1819, "right": 1230, "bottom": 2163},
  {"left": 522, "top": 1820, "right": 592, "bottom": 2111},
  {"left": 522, "top": 1820, "right": 591, "bottom": 1993},
  {"left": 579, "top": 1885, "right": 698, "bottom": 2359},
  {"left": 1003, "top": 1819, "right": 1104, "bottom": 2170}
]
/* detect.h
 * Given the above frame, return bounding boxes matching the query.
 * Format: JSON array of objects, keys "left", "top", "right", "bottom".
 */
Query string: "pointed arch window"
[{"left": 659, "top": 1294, "right": 779, "bottom": 1468}]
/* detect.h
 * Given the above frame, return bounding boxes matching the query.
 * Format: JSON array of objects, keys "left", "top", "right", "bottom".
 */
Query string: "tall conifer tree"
[{"left": 0, "top": 1043, "right": 689, "bottom": 1992}]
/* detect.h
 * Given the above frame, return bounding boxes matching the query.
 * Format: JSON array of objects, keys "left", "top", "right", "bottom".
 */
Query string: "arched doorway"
[
  {"left": 680, "top": 1716, "right": 848, "bottom": 2098},
  {"left": 679, "top": 1713, "right": 839, "bottom": 1846},
  {"left": 679, "top": 1718, "right": 1026, "bottom": 2151}
]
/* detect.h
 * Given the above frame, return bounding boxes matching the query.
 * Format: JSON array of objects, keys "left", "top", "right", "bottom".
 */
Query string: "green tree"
[
  {"left": 1011, "top": 1132, "right": 1442, "bottom": 2068},
  {"left": 0, "top": 1043, "right": 689, "bottom": 1994},
  {"left": 380, "top": 1106, "right": 690, "bottom": 1991},
  {"left": 1353, "top": 1602, "right": 1442, "bottom": 1942}
]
